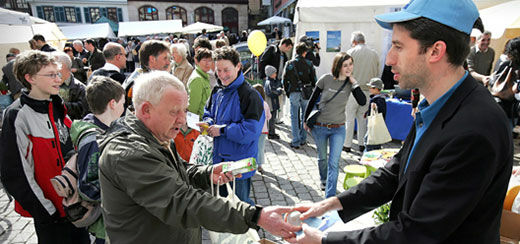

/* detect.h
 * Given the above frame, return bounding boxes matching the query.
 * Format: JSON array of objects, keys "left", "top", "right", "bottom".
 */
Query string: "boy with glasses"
[{"left": 0, "top": 50, "right": 90, "bottom": 243}]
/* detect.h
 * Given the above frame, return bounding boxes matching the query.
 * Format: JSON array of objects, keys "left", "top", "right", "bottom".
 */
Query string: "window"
[
  {"left": 194, "top": 7, "right": 214, "bottom": 24},
  {"left": 64, "top": 7, "right": 77, "bottom": 23},
  {"left": 14, "top": 0, "right": 28, "bottom": 9},
  {"left": 166, "top": 6, "right": 187, "bottom": 26},
  {"left": 107, "top": 7, "right": 118, "bottom": 23},
  {"left": 43, "top": 6, "right": 55, "bottom": 22},
  {"left": 139, "top": 5, "right": 158, "bottom": 21},
  {"left": 222, "top": 8, "right": 238, "bottom": 34},
  {"left": 54, "top": 6, "right": 65, "bottom": 22},
  {"left": 89, "top": 7, "right": 101, "bottom": 23}
]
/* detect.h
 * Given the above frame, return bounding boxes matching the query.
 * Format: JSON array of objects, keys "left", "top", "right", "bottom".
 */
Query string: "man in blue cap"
[{"left": 286, "top": 0, "right": 513, "bottom": 243}]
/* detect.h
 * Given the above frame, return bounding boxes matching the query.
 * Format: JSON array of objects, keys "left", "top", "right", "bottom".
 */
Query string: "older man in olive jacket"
[{"left": 98, "top": 71, "right": 298, "bottom": 244}]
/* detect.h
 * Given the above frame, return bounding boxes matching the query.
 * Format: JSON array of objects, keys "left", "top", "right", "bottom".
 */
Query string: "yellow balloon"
[{"left": 247, "top": 30, "right": 267, "bottom": 57}]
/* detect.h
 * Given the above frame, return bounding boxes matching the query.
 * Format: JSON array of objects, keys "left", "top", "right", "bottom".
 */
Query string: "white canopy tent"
[
  {"left": 118, "top": 20, "right": 182, "bottom": 37},
  {"left": 181, "top": 22, "right": 223, "bottom": 34},
  {"left": 258, "top": 16, "right": 292, "bottom": 26},
  {"left": 294, "top": 0, "right": 409, "bottom": 78},
  {"left": 0, "top": 8, "right": 66, "bottom": 76},
  {"left": 60, "top": 23, "right": 116, "bottom": 40}
]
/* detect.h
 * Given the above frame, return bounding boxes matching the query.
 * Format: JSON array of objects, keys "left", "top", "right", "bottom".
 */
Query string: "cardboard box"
[
  {"left": 257, "top": 239, "right": 276, "bottom": 244},
  {"left": 500, "top": 210, "right": 520, "bottom": 244}
]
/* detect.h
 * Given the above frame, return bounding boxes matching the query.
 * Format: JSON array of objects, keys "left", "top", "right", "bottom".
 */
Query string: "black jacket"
[
  {"left": 71, "top": 57, "right": 87, "bottom": 84},
  {"left": 89, "top": 68, "right": 127, "bottom": 85},
  {"left": 325, "top": 75, "right": 512, "bottom": 244},
  {"left": 88, "top": 48, "right": 106, "bottom": 71},
  {"left": 60, "top": 76, "right": 89, "bottom": 120},
  {"left": 282, "top": 55, "right": 316, "bottom": 95},
  {"left": 259, "top": 45, "right": 288, "bottom": 79},
  {"left": 2, "top": 60, "right": 22, "bottom": 96},
  {"left": 40, "top": 44, "right": 56, "bottom": 52}
]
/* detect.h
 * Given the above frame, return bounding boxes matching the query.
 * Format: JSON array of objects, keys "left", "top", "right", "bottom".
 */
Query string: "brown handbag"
[{"left": 491, "top": 64, "right": 516, "bottom": 101}]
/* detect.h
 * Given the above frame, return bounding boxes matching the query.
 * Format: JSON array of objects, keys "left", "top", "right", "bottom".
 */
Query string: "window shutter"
[
  {"left": 75, "top": 7, "right": 82, "bottom": 23},
  {"left": 117, "top": 8, "right": 123, "bottom": 22},
  {"left": 100, "top": 7, "right": 107, "bottom": 17},
  {"left": 36, "top": 6, "right": 44, "bottom": 19},
  {"left": 84, "top": 7, "right": 91, "bottom": 23}
]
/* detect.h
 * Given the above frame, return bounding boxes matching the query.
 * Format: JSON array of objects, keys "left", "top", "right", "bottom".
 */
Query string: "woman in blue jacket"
[{"left": 201, "top": 47, "right": 265, "bottom": 205}]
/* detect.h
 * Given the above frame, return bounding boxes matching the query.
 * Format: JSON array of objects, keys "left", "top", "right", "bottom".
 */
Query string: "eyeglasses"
[{"left": 35, "top": 73, "right": 62, "bottom": 79}]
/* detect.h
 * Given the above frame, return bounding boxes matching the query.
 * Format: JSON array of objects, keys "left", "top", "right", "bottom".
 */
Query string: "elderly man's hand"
[
  {"left": 285, "top": 224, "right": 324, "bottom": 244},
  {"left": 210, "top": 164, "right": 240, "bottom": 185},
  {"left": 257, "top": 206, "right": 301, "bottom": 239}
]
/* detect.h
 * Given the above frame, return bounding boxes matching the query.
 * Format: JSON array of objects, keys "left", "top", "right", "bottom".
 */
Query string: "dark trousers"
[
  {"left": 268, "top": 110, "right": 278, "bottom": 135},
  {"left": 34, "top": 218, "right": 90, "bottom": 244}
]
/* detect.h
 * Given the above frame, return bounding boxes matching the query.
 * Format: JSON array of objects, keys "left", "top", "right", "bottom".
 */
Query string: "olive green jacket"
[
  {"left": 187, "top": 66, "right": 211, "bottom": 119},
  {"left": 98, "top": 114, "right": 259, "bottom": 244}
]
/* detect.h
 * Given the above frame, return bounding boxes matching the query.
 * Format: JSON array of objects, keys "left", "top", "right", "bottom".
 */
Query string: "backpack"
[{"left": 51, "top": 127, "right": 102, "bottom": 227}]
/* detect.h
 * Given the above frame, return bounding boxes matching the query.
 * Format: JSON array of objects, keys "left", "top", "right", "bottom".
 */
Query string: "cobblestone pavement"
[{"left": 2, "top": 116, "right": 520, "bottom": 244}]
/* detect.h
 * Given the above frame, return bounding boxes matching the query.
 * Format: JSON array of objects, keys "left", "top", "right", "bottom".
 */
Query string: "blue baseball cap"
[{"left": 375, "top": 0, "right": 479, "bottom": 35}]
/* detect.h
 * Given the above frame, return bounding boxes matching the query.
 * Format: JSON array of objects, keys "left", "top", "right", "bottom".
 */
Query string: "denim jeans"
[
  {"left": 312, "top": 125, "right": 346, "bottom": 198},
  {"left": 257, "top": 134, "right": 267, "bottom": 166},
  {"left": 289, "top": 92, "right": 309, "bottom": 146},
  {"left": 219, "top": 178, "right": 254, "bottom": 205}
]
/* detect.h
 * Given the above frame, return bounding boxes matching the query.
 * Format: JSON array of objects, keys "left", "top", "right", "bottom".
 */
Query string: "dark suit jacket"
[
  {"left": 2, "top": 60, "right": 22, "bottom": 96},
  {"left": 326, "top": 75, "right": 513, "bottom": 244},
  {"left": 259, "top": 45, "right": 288, "bottom": 79},
  {"left": 88, "top": 48, "right": 106, "bottom": 72}
]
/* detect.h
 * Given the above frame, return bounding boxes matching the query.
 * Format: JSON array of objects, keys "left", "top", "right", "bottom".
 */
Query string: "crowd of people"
[{"left": 0, "top": 0, "right": 519, "bottom": 242}]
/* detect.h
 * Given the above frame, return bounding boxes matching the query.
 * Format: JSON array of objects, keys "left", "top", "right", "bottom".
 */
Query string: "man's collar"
[
  {"left": 476, "top": 46, "right": 488, "bottom": 53},
  {"left": 102, "top": 62, "right": 121, "bottom": 72}
]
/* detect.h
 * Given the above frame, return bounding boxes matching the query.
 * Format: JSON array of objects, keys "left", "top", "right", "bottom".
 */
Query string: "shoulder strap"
[{"left": 322, "top": 78, "right": 350, "bottom": 106}]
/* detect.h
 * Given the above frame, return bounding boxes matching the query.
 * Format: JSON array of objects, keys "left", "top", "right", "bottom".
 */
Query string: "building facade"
[
  {"left": 127, "top": 0, "right": 248, "bottom": 34},
  {"left": 25, "top": 0, "right": 128, "bottom": 26}
]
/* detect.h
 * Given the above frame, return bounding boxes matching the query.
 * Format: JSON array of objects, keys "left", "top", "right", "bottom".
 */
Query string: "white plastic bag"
[
  {"left": 366, "top": 105, "right": 392, "bottom": 145},
  {"left": 189, "top": 134, "right": 213, "bottom": 165},
  {"left": 208, "top": 180, "right": 260, "bottom": 244}
]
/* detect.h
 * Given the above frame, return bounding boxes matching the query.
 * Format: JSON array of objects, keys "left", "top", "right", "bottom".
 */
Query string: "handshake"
[{"left": 257, "top": 197, "right": 343, "bottom": 244}]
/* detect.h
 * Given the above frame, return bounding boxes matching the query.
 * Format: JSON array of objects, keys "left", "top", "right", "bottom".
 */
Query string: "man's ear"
[
  {"left": 139, "top": 101, "right": 153, "bottom": 119},
  {"left": 428, "top": 40, "right": 447, "bottom": 63}
]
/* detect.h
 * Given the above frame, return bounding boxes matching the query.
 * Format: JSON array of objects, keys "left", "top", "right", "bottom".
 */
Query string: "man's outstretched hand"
[{"left": 257, "top": 206, "right": 302, "bottom": 239}]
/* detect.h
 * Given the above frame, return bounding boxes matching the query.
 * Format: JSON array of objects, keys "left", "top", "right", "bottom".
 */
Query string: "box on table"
[
  {"left": 500, "top": 210, "right": 520, "bottom": 244},
  {"left": 257, "top": 239, "right": 276, "bottom": 244}
]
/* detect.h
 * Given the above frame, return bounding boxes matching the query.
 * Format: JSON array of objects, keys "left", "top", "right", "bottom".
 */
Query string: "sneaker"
[
  {"left": 343, "top": 146, "right": 351, "bottom": 152},
  {"left": 257, "top": 166, "right": 264, "bottom": 174},
  {"left": 290, "top": 144, "right": 300, "bottom": 149},
  {"left": 359, "top": 146, "right": 365, "bottom": 152},
  {"left": 300, "top": 141, "right": 307, "bottom": 146},
  {"left": 268, "top": 134, "right": 280, "bottom": 140},
  {"left": 320, "top": 182, "right": 326, "bottom": 191},
  {"left": 275, "top": 120, "right": 284, "bottom": 125}
]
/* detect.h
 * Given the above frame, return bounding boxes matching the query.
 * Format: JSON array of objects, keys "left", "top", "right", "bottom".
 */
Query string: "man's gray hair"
[
  {"left": 133, "top": 71, "right": 185, "bottom": 109},
  {"left": 72, "top": 40, "right": 83, "bottom": 47},
  {"left": 478, "top": 30, "right": 492, "bottom": 40},
  {"left": 351, "top": 31, "right": 366, "bottom": 43},
  {"left": 103, "top": 42, "right": 123, "bottom": 60},
  {"left": 51, "top": 51, "right": 71, "bottom": 70},
  {"left": 170, "top": 43, "right": 187, "bottom": 60}
]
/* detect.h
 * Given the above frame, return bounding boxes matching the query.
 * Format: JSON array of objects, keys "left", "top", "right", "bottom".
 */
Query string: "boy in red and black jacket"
[{"left": 0, "top": 50, "right": 89, "bottom": 243}]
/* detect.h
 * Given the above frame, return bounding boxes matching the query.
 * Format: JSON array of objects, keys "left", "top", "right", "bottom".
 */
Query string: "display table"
[
  {"left": 385, "top": 98, "right": 414, "bottom": 141},
  {"left": 360, "top": 148, "right": 400, "bottom": 169}
]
